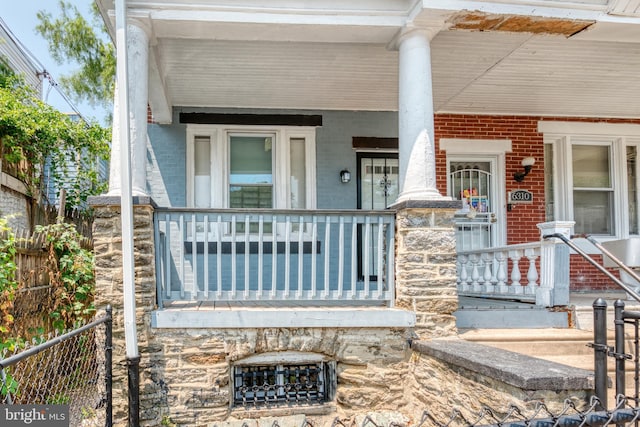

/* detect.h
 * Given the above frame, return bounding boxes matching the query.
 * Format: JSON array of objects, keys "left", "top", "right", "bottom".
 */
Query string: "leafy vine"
[
  {"left": 37, "top": 222, "right": 96, "bottom": 330},
  {"left": 0, "top": 70, "right": 109, "bottom": 210},
  {"left": 0, "top": 218, "right": 17, "bottom": 336}
]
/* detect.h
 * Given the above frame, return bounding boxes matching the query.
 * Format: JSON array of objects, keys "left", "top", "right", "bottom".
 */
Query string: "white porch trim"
[
  {"left": 539, "top": 121, "right": 640, "bottom": 136},
  {"left": 440, "top": 138, "right": 513, "bottom": 154},
  {"left": 151, "top": 308, "right": 416, "bottom": 328}
]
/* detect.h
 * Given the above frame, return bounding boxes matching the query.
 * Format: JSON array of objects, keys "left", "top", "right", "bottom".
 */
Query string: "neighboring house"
[
  {"left": 0, "top": 18, "right": 43, "bottom": 230},
  {"left": 92, "top": 0, "right": 640, "bottom": 424}
]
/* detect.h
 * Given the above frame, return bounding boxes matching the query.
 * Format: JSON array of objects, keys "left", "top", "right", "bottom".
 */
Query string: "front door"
[
  {"left": 357, "top": 153, "right": 399, "bottom": 280},
  {"left": 448, "top": 157, "right": 503, "bottom": 251},
  {"left": 358, "top": 154, "right": 399, "bottom": 210}
]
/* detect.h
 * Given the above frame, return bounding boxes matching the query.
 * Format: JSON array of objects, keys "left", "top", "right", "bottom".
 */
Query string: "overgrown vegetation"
[
  {"left": 0, "top": 64, "right": 110, "bottom": 210},
  {"left": 0, "top": 219, "right": 96, "bottom": 399},
  {"left": 0, "top": 220, "right": 95, "bottom": 339},
  {"left": 0, "top": 218, "right": 18, "bottom": 337},
  {"left": 38, "top": 222, "right": 96, "bottom": 330}
]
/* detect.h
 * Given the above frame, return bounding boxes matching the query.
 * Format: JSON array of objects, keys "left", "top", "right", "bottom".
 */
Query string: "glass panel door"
[
  {"left": 359, "top": 156, "right": 399, "bottom": 210},
  {"left": 357, "top": 154, "right": 399, "bottom": 281}
]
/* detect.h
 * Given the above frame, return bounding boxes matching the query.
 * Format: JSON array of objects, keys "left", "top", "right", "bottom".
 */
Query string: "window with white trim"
[
  {"left": 541, "top": 121, "right": 640, "bottom": 239},
  {"left": 186, "top": 125, "right": 317, "bottom": 210}
]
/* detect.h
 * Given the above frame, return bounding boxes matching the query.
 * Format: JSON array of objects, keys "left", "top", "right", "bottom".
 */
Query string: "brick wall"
[
  {"left": 435, "top": 115, "right": 542, "bottom": 245},
  {"left": 571, "top": 255, "right": 620, "bottom": 292},
  {"left": 434, "top": 114, "right": 640, "bottom": 291}
]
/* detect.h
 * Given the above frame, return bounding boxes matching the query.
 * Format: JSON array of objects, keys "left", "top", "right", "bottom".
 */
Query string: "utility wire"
[{"left": 0, "top": 16, "right": 90, "bottom": 124}]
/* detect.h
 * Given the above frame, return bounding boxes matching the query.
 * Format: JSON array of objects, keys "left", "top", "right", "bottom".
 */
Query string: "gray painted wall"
[{"left": 146, "top": 107, "right": 398, "bottom": 209}]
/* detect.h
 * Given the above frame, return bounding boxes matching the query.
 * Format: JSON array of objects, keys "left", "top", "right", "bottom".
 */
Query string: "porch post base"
[
  {"left": 88, "top": 195, "right": 157, "bottom": 426},
  {"left": 394, "top": 200, "right": 460, "bottom": 339}
]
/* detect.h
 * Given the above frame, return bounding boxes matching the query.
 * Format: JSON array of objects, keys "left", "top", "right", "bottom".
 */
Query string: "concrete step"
[
  {"left": 572, "top": 294, "right": 640, "bottom": 330},
  {"left": 455, "top": 308, "right": 570, "bottom": 328}
]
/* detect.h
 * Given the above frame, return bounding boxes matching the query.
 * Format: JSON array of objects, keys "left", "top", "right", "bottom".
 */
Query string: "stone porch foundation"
[{"left": 89, "top": 197, "right": 592, "bottom": 426}]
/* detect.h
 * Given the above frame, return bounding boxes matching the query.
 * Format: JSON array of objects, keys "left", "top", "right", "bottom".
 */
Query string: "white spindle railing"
[
  {"left": 154, "top": 209, "right": 395, "bottom": 306},
  {"left": 457, "top": 221, "right": 573, "bottom": 307},
  {"left": 457, "top": 242, "right": 541, "bottom": 303}
]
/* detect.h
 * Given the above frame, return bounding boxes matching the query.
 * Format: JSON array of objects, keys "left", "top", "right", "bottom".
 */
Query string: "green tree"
[{"left": 35, "top": 0, "right": 115, "bottom": 116}]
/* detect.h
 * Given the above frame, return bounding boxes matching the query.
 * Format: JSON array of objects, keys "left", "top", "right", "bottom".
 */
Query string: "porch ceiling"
[{"left": 98, "top": 0, "right": 640, "bottom": 120}]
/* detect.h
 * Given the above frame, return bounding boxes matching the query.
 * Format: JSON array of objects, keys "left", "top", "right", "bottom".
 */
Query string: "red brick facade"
[{"left": 434, "top": 114, "right": 640, "bottom": 291}]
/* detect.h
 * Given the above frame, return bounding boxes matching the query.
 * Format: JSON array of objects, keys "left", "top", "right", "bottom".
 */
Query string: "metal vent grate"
[{"left": 233, "top": 362, "right": 328, "bottom": 407}]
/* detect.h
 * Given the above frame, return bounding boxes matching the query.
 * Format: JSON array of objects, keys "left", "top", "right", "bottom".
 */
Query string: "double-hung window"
[
  {"left": 571, "top": 142, "right": 615, "bottom": 235},
  {"left": 186, "top": 125, "right": 317, "bottom": 211},
  {"left": 541, "top": 121, "right": 640, "bottom": 244}
]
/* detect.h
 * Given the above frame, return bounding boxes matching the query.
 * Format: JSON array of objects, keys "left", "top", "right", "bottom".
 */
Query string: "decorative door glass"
[
  {"left": 449, "top": 161, "right": 495, "bottom": 251},
  {"left": 358, "top": 155, "right": 399, "bottom": 281}
]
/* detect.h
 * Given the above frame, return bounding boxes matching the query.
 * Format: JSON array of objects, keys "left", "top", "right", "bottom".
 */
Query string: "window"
[
  {"left": 186, "top": 125, "right": 316, "bottom": 210},
  {"left": 572, "top": 143, "right": 614, "bottom": 235},
  {"left": 229, "top": 135, "right": 274, "bottom": 209},
  {"left": 232, "top": 353, "right": 335, "bottom": 408},
  {"left": 540, "top": 121, "right": 640, "bottom": 241}
]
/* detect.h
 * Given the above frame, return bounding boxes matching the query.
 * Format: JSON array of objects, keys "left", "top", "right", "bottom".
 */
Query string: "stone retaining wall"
[{"left": 407, "top": 339, "right": 594, "bottom": 420}]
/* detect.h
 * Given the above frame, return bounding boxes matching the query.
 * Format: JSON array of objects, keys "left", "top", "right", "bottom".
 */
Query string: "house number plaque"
[{"left": 508, "top": 190, "right": 533, "bottom": 204}]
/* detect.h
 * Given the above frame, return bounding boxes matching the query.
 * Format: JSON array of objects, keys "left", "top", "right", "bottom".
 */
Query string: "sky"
[{"left": 0, "top": 0, "right": 109, "bottom": 124}]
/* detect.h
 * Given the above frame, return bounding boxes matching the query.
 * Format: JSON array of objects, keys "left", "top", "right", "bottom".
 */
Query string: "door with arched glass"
[{"left": 448, "top": 158, "right": 501, "bottom": 251}]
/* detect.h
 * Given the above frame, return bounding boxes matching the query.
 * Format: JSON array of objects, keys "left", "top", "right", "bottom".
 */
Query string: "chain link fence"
[
  {"left": 321, "top": 397, "right": 640, "bottom": 427},
  {"left": 0, "top": 308, "right": 112, "bottom": 427}
]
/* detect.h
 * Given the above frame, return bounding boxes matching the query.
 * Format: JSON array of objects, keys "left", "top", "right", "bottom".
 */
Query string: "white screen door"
[{"left": 449, "top": 159, "right": 499, "bottom": 252}]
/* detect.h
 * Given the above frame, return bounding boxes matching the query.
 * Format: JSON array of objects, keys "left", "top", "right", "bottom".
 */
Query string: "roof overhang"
[{"left": 96, "top": 0, "right": 640, "bottom": 123}]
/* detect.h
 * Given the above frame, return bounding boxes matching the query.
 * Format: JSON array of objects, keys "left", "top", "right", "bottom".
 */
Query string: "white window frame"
[
  {"left": 186, "top": 124, "right": 317, "bottom": 210},
  {"left": 540, "top": 121, "right": 640, "bottom": 252}
]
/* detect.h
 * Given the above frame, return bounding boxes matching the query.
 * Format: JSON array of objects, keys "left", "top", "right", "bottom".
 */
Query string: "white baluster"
[
  {"left": 525, "top": 248, "right": 539, "bottom": 296},
  {"left": 482, "top": 252, "right": 493, "bottom": 293},
  {"left": 458, "top": 255, "right": 470, "bottom": 292},
  {"left": 509, "top": 249, "right": 523, "bottom": 294},
  {"left": 496, "top": 251, "right": 508, "bottom": 294},
  {"left": 471, "top": 254, "right": 482, "bottom": 293}
]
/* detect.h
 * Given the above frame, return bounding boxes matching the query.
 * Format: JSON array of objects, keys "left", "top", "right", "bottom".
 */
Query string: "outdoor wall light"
[
  {"left": 514, "top": 157, "right": 535, "bottom": 182},
  {"left": 340, "top": 169, "right": 351, "bottom": 183}
]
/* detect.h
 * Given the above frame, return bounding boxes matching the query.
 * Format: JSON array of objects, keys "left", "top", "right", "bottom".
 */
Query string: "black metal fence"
[
  {"left": 0, "top": 307, "right": 112, "bottom": 427},
  {"left": 592, "top": 298, "right": 640, "bottom": 410}
]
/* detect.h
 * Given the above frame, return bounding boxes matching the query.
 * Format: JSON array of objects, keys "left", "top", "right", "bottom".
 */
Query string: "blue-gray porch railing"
[{"left": 153, "top": 208, "right": 396, "bottom": 307}]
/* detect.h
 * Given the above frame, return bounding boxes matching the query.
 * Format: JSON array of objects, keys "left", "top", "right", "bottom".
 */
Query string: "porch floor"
[{"left": 151, "top": 303, "right": 415, "bottom": 329}]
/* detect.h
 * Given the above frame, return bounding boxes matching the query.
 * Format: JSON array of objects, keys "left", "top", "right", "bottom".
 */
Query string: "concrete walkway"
[{"left": 570, "top": 291, "right": 640, "bottom": 330}]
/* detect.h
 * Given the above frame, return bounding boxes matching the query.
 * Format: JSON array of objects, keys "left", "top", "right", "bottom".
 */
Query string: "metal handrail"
[{"left": 543, "top": 233, "right": 640, "bottom": 304}]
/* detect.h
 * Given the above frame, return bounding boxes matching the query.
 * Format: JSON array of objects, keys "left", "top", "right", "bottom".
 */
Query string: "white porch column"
[
  {"left": 108, "top": 21, "right": 149, "bottom": 197},
  {"left": 396, "top": 29, "right": 446, "bottom": 202},
  {"left": 107, "top": 83, "right": 122, "bottom": 195}
]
